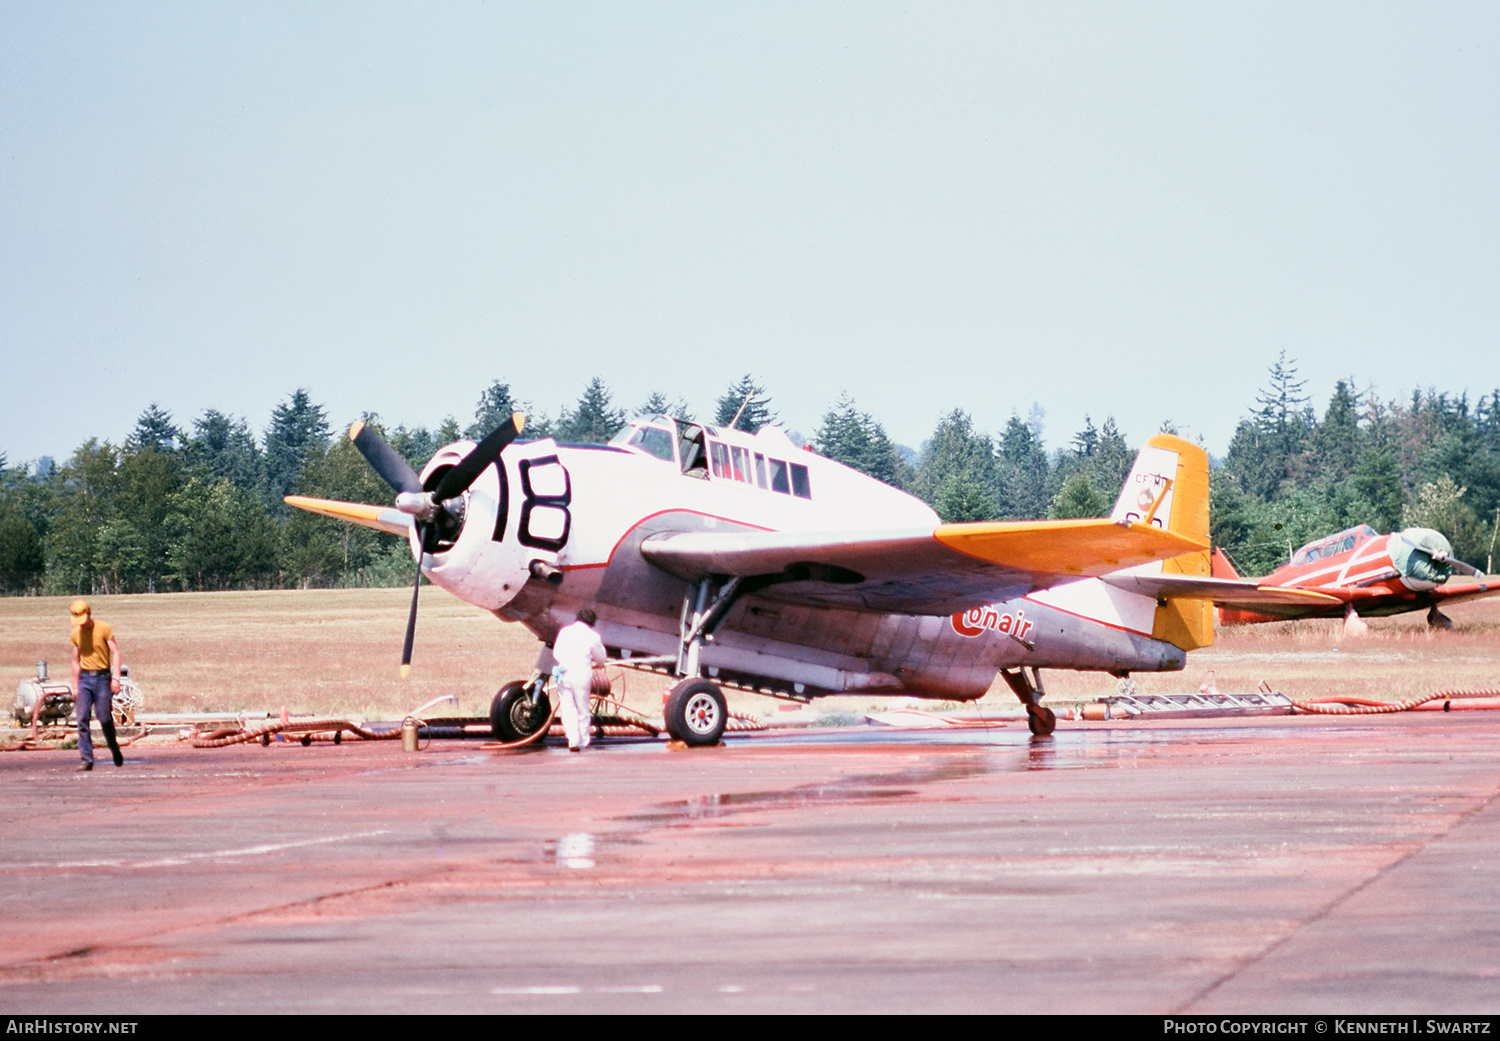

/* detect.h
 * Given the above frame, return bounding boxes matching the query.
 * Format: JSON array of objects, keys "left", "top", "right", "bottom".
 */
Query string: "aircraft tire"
[
  {"left": 1026, "top": 703, "right": 1056, "bottom": 737},
  {"left": 664, "top": 679, "right": 727, "bottom": 747},
  {"left": 491, "top": 681, "right": 552, "bottom": 743}
]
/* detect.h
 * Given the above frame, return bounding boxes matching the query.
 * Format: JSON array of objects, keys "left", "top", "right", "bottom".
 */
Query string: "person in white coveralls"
[{"left": 551, "top": 608, "right": 606, "bottom": 752}]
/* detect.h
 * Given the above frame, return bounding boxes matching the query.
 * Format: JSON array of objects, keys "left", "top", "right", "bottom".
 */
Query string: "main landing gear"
[
  {"left": 490, "top": 677, "right": 552, "bottom": 743},
  {"left": 660, "top": 575, "right": 744, "bottom": 747},
  {"left": 663, "top": 678, "right": 727, "bottom": 746},
  {"left": 999, "top": 666, "right": 1056, "bottom": 737}
]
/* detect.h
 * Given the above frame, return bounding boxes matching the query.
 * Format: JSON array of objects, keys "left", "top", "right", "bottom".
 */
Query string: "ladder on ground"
[{"left": 1093, "top": 691, "right": 1294, "bottom": 720}]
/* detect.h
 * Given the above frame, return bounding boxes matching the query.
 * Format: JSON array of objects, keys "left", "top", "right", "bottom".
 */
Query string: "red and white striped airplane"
[{"left": 1213, "top": 525, "right": 1495, "bottom": 630}]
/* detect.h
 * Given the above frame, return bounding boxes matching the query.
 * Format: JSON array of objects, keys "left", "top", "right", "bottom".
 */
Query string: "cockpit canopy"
[
  {"left": 1290, "top": 524, "right": 1378, "bottom": 566},
  {"left": 612, "top": 417, "right": 815, "bottom": 500}
]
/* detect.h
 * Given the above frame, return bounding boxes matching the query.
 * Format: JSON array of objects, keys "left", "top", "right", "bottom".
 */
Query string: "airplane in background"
[
  {"left": 1211, "top": 525, "right": 1496, "bottom": 631},
  {"left": 286, "top": 413, "right": 1333, "bottom": 745}
]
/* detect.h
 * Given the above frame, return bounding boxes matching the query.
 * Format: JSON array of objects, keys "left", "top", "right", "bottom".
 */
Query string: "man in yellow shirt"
[{"left": 69, "top": 599, "right": 123, "bottom": 771}]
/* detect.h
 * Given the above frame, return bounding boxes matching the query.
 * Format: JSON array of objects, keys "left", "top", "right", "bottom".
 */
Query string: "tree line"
[{"left": 2, "top": 358, "right": 1498, "bottom": 595}]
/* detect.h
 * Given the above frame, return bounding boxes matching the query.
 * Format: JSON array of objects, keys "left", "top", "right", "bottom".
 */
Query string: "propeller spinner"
[{"left": 349, "top": 413, "right": 526, "bottom": 676}]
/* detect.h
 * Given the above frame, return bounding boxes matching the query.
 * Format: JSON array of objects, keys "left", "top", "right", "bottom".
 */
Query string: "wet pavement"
[{"left": 1, "top": 712, "right": 1499, "bottom": 1013}]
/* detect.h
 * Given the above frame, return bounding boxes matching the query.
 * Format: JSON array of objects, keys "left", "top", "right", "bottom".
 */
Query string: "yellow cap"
[{"left": 69, "top": 599, "right": 90, "bottom": 621}]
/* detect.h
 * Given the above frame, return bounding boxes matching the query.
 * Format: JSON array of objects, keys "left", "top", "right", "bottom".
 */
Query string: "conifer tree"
[{"left": 714, "top": 375, "right": 776, "bottom": 433}]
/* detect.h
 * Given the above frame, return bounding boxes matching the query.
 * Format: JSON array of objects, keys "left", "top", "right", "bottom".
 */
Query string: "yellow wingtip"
[
  {"left": 400, "top": 664, "right": 410, "bottom": 680},
  {"left": 349, "top": 421, "right": 365, "bottom": 441},
  {"left": 513, "top": 412, "right": 526, "bottom": 435}
]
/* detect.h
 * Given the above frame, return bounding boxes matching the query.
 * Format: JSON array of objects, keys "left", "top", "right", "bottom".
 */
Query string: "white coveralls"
[{"left": 552, "top": 620, "right": 606, "bottom": 750}]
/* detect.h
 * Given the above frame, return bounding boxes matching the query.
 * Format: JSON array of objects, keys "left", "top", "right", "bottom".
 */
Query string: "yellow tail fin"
[{"left": 1110, "top": 433, "right": 1213, "bottom": 650}]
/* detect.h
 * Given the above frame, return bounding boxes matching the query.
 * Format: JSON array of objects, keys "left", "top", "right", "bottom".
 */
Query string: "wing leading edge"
[{"left": 284, "top": 495, "right": 413, "bottom": 538}]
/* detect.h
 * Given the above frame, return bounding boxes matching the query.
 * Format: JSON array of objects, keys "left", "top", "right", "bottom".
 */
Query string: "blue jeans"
[{"left": 77, "top": 670, "right": 121, "bottom": 766}]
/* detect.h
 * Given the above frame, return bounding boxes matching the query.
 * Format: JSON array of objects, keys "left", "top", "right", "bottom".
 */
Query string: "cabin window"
[
  {"left": 730, "top": 446, "right": 752, "bottom": 483},
  {"left": 790, "top": 462, "right": 811, "bottom": 499},
  {"left": 628, "top": 425, "right": 675, "bottom": 462},
  {"left": 709, "top": 440, "right": 730, "bottom": 479},
  {"left": 1339, "top": 536, "right": 1355, "bottom": 553},
  {"left": 753, "top": 453, "right": 767, "bottom": 488},
  {"left": 768, "top": 458, "right": 790, "bottom": 494}
]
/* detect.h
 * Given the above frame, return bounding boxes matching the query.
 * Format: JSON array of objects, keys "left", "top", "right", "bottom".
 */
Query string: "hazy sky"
[{"left": 3, "top": 2, "right": 1498, "bottom": 465}]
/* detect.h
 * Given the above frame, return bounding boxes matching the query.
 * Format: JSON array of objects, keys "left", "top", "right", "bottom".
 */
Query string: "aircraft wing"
[
  {"left": 1101, "top": 573, "right": 1343, "bottom": 608},
  {"left": 1203, "top": 575, "right": 1497, "bottom": 620},
  {"left": 1429, "top": 576, "right": 1500, "bottom": 606},
  {"left": 639, "top": 519, "right": 1206, "bottom": 615},
  {"left": 284, "top": 496, "right": 413, "bottom": 538}
]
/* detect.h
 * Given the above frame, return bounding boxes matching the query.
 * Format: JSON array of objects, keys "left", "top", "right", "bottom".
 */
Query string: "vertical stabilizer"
[
  {"left": 1112, "top": 434, "right": 1213, "bottom": 650},
  {"left": 1210, "top": 546, "right": 1241, "bottom": 580}
]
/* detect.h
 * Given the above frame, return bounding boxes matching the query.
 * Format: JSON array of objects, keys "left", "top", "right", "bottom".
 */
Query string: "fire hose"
[{"left": 1293, "top": 688, "right": 1500, "bottom": 715}]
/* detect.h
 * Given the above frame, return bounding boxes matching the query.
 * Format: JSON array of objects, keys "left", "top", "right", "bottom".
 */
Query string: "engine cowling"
[
  {"left": 1389, "top": 527, "right": 1455, "bottom": 590},
  {"left": 412, "top": 439, "right": 569, "bottom": 611}
]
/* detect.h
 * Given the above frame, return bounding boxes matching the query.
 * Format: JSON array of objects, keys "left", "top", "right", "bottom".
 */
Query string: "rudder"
[{"left": 1111, "top": 434, "right": 1213, "bottom": 650}]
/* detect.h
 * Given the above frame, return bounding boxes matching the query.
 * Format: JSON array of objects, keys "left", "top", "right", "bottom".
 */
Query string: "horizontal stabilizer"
[
  {"left": 285, "top": 495, "right": 413, "bottom": 537},
  {"left": 1102, "top": 573, "right": 1342, "bottom": 607},
  {"left": 934, "top": 519, "right": 1206, "bottom": 576}
]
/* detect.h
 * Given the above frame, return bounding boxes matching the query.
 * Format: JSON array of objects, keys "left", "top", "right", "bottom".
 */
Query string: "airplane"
[
  {"left": 286, "top": 413, "right": 1335, "bottom": 745},
  {"left": 1210, "top": 525, "right": 1497, "bottom": 631}
]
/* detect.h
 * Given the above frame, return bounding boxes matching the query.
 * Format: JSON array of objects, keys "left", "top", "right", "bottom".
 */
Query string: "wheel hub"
[{"left": 683, "top": 692, "right": 720, "bottom": 735}]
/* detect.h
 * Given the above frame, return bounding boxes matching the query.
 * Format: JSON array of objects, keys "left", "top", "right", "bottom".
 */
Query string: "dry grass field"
[{"left": 3, "top": 588, "right": 1498, "bottom": 722}]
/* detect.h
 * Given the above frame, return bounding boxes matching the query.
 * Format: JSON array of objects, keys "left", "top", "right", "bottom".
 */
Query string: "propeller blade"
[
  {"left": 350, "top": 421, "right": 423, "bottom": 495},
  {"left": 431, "top": 412, "right": 526, "bottom": 502},
  {"left": 400, "top": 564, "right": 421, "bottom": 679},
  {"left": 1449, "top": 558, "right": 1484, "bottom": 578}
]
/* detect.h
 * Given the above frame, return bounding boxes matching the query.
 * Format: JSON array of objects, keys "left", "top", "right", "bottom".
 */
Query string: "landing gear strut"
[
  {"left": 662, "top": 576, "right": 745, "bottom": 746},
  {"left": 999, "top": 666, "right": 1056, "bottom": 736},
  {"left": 1427, "top": 606, "right": 1454, "bottom": 630}
]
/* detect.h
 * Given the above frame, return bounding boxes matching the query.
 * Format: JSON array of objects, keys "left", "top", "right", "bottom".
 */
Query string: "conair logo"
[{"left": 952, "top": 605, "right": 1034, "bottom": 640}]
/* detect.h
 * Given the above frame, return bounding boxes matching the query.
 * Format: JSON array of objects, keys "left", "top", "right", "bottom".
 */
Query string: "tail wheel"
[
  {"left": 664, "top": 679, "right": 727, "bottom": 747},
  {"left": 1026, "top": 703, "right": 1056, "bottom": 737},
  {"left": 491, "top": 681, "right": 552, "bottom": 742}
]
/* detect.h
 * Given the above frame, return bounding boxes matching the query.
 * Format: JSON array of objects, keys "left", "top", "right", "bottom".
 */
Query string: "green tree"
[
  {"left": 185, "top": 410, "right": 262, "bottom": 490},
  {"left": 813, "top": 393, "right": 905, "bottom": 486},
  {"left": 466, "top": 381, "right": 516, "bottom": 440},
  {"left": 1308, "top": 379, "right": 1362, "bottom": 480},
  {"left": 558, "top": 377, "right": 626, "bottom": 444},
  {"left": 0, "top": 499, "right": 44, "bottom": 592},
  {"left": 283, "top": 431, "right": 400, "bottom": 585},
  {"left": 44, "top": 440, "right": 121, "bottom": 595},
  {"left": 1404, "top": 475, "right": 1485, "bottom": 563},
  {"left": 1352, "top": 446, "right": 1404, "bottom": 533},
  {"left": 1048, "top": 472, "right": 1109, "bottom": 519},
  {"left": 911, "top": 411, "right": 998, "bottom": 522},
  {"left": 995, "top": 415, "right": 1052, "bottom": 519},
  {"left": 714, "top": 375, "right": 776, "bottom": 433},
  {"left": 636, "top": 392, "right": 692, "bottom": 421},
  {"left": 126, "top": 403, "right": 182, "bottom": 454},
  {"left": 389, "top": 423, "right": 440, "bottom": 470},
  {"left": 1224, "top": 352, "right": 1315, "bottom": 500},
  {"left": 117, "top": 446, "right": 185, "bottom": 591},
  {"left": 0, "top": 457, "right": 47, "bottom": 593},
  {"left": 166, "top": 478, "right": 278, "bottom": 590},
  {"left": 263, "top": 390, "right": 331, "bottom": 512}
]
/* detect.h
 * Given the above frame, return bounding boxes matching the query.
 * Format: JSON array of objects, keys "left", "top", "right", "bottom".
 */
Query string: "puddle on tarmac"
[{"left": 550, "top": 832, "right": 596, "bottom": 869}]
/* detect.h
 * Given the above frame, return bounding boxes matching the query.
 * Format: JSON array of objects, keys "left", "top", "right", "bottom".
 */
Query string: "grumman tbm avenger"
[
  {"left": 287, "top": 413, "right": 1335, "bottom": 745},
  {"left": 1211, "top": 525, "right": 1496, "bottom": 631}
]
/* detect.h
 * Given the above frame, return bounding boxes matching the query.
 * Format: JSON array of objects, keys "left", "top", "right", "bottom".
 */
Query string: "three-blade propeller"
[{"left": 349, "top": 414, "right": 526, "bottom": 676}]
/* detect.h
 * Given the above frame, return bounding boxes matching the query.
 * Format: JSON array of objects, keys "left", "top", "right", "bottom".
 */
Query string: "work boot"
[
  {"left": 112, "top": 749, "right": 124, "bottom": 767},
  {"left": 76, "top": 762, "right": 92, "bottom": 772}
]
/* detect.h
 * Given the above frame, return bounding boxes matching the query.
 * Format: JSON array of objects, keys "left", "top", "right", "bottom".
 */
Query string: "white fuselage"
[{"left": 413, "top": 420, "right": 1184, "bottom": 700}]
